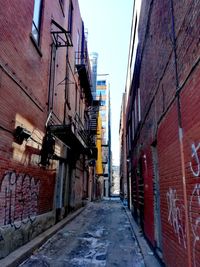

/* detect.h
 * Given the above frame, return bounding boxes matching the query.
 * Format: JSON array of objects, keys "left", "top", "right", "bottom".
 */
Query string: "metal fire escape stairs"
[{"left": 40, "top": 19, "right": 98, "bottom": 166}]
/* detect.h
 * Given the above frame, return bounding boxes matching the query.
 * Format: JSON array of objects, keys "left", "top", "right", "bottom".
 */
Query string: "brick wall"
[
  {"left": 0, "top": 0, "right": 57, "bottom": 222},
  {"left": 126, "top": 0, "right": 200, "bottom": 265},
  {"left": 0, "top": 0, "right": 90, "bottom": 258}
]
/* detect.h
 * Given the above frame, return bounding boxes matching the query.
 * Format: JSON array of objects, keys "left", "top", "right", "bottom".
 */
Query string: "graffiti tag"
[
  {"left": 189, "top": 184, "right": 200, "bottom": 267},
  {"left": 190, "top": 143, "right": 200, "bottom": 177},
  {"left": 0, "top": 171, "right": 40, "bottom": 229},
  {"left": 166, "top": 188, "right": 186, "bottom": 249}
]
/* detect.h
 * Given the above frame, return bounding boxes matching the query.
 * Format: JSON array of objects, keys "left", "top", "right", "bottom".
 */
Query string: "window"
[
  {"left": 68, "top": 0, "right": 73, "bottom": 34},
  {"left": 97, "top": 80, "right": 106, "bottom": 86},
  {"left": 32, "top": 0, "right": 42, "bottom": 45},
  {"left": 96, "top": 90, "right": 106, "bottom": 96}
]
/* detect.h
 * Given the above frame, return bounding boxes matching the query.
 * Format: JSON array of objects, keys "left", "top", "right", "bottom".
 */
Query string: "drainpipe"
[
  {"left": 169, "top": 0, "right": 192, "bottom": 265},
  {"left": 63, "top": 48, "right": 69, "bottom": 125}
]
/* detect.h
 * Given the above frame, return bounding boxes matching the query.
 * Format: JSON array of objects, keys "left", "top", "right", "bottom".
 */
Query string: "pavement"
[
  {"left": 0, "top": 207, "right": 86, "bottom": 267},
  {"left": 123, "top": 205, "right": 163, "bottom": 267},
  {"left": 0, "top": 199, "right": 163, "bottom": 267}
]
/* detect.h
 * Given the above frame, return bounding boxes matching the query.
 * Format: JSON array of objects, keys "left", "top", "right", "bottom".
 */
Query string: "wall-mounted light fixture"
[{"left": 13, "top": 126, "right": 31, "bottom": 145}]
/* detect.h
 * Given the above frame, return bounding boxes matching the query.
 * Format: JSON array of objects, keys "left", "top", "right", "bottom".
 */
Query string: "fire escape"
[
  {"left": 74, "top": 50, "right": 100, "bottom": 162},
  {"left": 41, "top": 19, "right": 99, "bottom": 166}
]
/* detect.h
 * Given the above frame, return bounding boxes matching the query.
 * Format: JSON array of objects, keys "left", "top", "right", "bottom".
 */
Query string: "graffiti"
[
  {"left": 189, "top": 184, "right": 200, "bottom": 267},
  {"left": 190, "top": 143, "right": 200, "bottom": 177},
  {"left": 189, "top": 142, "right": 200, "bottom": 266},
  {"left": 187, "top": 141, "right": 200, "bottom": 266},
  {"left": 166, "top": 188, "right": 186, "bottom": 248},
  {"left": 0, "top": 171, "right": 40, "bottom": 229}
]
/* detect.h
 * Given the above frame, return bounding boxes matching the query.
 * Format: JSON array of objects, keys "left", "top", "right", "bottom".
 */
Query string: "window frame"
[
  {"left": 32, "top": 0, "right": 43, "bottom": 45},
  {"left": 31, "top": 0, "right": 43, "bottom": 55},
  {"left": 68, "top": 0, "right": 74, "bottom": 34}
]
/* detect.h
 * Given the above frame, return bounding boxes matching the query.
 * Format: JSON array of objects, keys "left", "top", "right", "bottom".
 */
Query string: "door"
[
  {"left": 152, "top": 144, "right": 163, "bottom": 256},
  {"left": 55, "top": 161, "right": 65, "bottom": 221}
]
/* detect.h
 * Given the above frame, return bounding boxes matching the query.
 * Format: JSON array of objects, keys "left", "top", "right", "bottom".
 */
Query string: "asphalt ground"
[{"left": 0, "top": 200, "right": 162, "bottom": 267}]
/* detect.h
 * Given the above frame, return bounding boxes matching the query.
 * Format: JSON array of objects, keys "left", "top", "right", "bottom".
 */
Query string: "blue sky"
[{"left": 78, "top": 0, "right": 133, "bottom": 165}]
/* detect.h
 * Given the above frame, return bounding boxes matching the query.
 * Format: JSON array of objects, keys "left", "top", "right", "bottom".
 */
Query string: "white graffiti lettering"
[
  {"left": 190, "top": 143, "right": 200, "bottom": 177},
  {"left": 189, "top": 184, "right": 200, "bottom": 267},
  {"left": 0, "top": 171, "right": 40, "bottom": 229},
  {"left": 166, "top": 188, "right": 186, "bottom": 249}
]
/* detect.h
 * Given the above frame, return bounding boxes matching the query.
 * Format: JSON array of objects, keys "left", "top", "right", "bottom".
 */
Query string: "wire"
[{"left": 0, "top": 125, "right": 13, "bottom": 134}]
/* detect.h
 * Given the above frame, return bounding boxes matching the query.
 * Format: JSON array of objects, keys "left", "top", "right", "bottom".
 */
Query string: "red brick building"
[
  {"left": 123, "top": 0, "right": 200, "bottom": 266},
  {"left": 0, "top": 0, "right": 98, "bottom": 258}
]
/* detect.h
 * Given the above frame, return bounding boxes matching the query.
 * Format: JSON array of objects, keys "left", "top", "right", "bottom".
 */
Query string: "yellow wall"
[{"left": 96, "top": 112, "right": 103, "bottom": 175}]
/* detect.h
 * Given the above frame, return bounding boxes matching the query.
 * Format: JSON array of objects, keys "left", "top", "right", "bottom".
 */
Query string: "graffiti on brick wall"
[
  {"left": 189, "top": 184, "right": 200, "bottom": 267},
  {"left": 190, "top": 143, "right": 200, "bottom": 177},
  {"left": 166, "top": 188, "right": 186, "bottom": 249},
  {"left": 189, "top": 142, "right": 200, "bottom": 267},
  {"left": 0, "top": 171, "right": 40, "bottom": 229}
]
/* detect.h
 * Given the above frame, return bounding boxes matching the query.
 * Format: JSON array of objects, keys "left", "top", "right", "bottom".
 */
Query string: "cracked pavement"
[{"left": 19, "top": 200, "right": 145, "bottom": 267}]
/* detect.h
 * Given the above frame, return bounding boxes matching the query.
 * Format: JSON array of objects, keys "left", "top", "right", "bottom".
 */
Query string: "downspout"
[
  {"left": 169, "top": 1, "right": 192, "bottom": 266},
  {"left": 63, "top": 48, "right": 69, "bottom": 125}
]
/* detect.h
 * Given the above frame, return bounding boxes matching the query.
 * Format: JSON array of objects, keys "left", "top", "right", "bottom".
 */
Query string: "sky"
[{"left": 78, "top": 0, "right": 133, "bottom": 165}]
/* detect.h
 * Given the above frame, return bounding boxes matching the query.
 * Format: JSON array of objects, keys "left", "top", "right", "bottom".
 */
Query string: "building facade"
[
  {"left": 119, "top": 93, "right": 128, "bottom": 203},
  {"left": 90, "top": 52, "right": 98, "bottom": 99},
  {"left": 111, "top": 165, "right": 120, "bottom": 195},
  {"left": 96, "top": 78, "right": 110, "bottom": 197},
  {"left": 123, "top": 0, "right": 200, "bottom": 266},
  {"left": 0, "top": 0, "right": 98, "bottom": 258}
]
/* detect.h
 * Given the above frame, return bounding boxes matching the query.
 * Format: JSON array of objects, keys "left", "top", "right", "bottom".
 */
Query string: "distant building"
[
  {"left": 90, "top": 52, "right": 98, "bottom": 98},
  {"left": 96, "top": 79, "right": 110, "bottom": 197},
  {"left": 96, "top": 80, "right": 108, "bottom": 142},
  {"left": 111, "top": 165, "right": 120, "bottom": 195},
  {"left": 119, "top": 93, "right": 128, "bottom": 202}
]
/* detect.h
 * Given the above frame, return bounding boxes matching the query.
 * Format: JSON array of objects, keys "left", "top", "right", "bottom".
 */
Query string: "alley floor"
[{"left": 18, "top": 200, "right": 153, "bottom": 267}]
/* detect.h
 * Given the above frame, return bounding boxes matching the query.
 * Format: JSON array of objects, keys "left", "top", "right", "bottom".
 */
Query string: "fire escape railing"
[
  {"left": 40, "top": 20, "right": 99, "bottom": 165},
  {"left": 51, "top": 19, "right": 73, "bottom": 48},
  {"left": 75, "top": 51, "right": 93, "bottom": 105},
  {"left": 73, "top": 113, "right": 89, "bottom": 148}
]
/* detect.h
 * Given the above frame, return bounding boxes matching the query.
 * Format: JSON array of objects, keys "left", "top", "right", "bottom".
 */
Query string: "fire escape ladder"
[{"left": 75, "top": 51, "right": 93, "bottom": 105}]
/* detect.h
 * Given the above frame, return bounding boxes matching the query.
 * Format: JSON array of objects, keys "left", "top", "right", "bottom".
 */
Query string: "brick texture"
[
  {"left": 0, "top": 0, "right": 91, "bottom": 258},
  {"left": 126, "top": 0, "right": 200, "bottom": 266}
]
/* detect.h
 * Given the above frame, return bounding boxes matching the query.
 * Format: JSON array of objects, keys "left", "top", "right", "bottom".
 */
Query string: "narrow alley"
[
  {"left": 15, "top": 200, "right": 159, "bottom": 267},
  {"left": 1, "top": 1, "right": 200, "bottom": 266}
]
